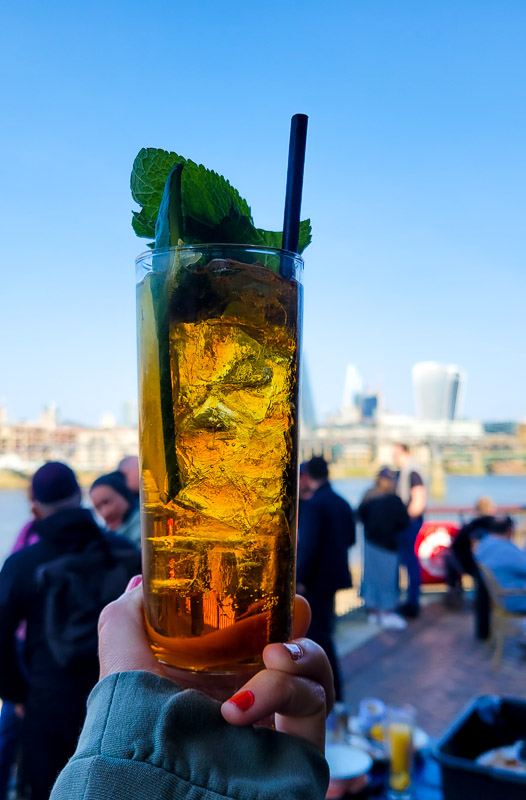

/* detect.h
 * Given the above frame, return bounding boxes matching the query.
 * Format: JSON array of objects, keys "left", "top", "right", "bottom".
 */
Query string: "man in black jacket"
[
  {"left": 296, "top": 456, "right": 355, "bottom": 701},
  {"left": 0, "top": 462, "right": 141, "bottom": 800}
]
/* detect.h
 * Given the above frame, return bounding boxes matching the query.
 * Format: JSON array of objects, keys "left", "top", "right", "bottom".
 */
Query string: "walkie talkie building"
[{"left": 412, "top": 362, "right": 464, "bottom": 421}]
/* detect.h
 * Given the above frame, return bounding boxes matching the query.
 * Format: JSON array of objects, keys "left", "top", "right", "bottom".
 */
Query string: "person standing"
[
  {"left": 393, "top": 444, "right": 426, "bottom": 618},
  {"left": 0, "top": 508, "right": 40, "bottom": 800},
  {"left": 90, "top": 471, "right": 141, "bottom": 548},
  {"left": 296, "top": 456, "right": 355, "bottom": 701},
  {"left": 358, "top": 468, "right": 410, "bottom": 630},
  {"left": 118, "top": 455, "right": 140, "bottom": 501},
  {"left": 0, "top": 462, "right": 140, "bottom": 800}
]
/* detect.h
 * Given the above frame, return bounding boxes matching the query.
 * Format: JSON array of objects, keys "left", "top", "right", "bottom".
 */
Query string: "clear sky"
[{"left": 1, "top": 0, "right": 525, "bottom": 426}]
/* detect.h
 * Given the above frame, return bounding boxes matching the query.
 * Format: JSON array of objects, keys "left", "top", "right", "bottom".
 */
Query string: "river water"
[{"left": 1, "top": 474, "right": 525, "bottom": 567}]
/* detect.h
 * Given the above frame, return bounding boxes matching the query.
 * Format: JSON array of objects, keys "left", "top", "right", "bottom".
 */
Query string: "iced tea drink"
[{"left": 136, "top": 245, "right": 302, "bottom": 673}]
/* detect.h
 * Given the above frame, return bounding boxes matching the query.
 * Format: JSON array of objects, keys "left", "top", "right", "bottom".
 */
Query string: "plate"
[
  {"left": 477, "top": 744, "right": 526, "bottom": 774},
  {"left": 325, "top": 743, "right": 373, "bottom": 779}
]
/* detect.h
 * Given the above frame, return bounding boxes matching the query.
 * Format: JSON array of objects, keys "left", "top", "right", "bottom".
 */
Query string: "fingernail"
[
  {"left": 284, "top": 643, "right": 303, "bottom": 661},
  {"left": 227, "top": 690, "right": 255, "bottom": 711},
  {"left": 126, "top": 575, "right": 142, "bottom": 592}
]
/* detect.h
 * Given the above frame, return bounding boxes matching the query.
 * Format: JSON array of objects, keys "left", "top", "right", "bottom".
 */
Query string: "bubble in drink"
[{"left": 137, "top": 252, "right": 301, "bottom": 672}]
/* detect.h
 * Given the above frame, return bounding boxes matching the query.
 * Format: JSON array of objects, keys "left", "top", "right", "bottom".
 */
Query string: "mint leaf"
[
  {"left": 131, "top": 148, "right": 311, "bottom": 253},
  {"left": 256, "top": 220, "right": 312, "bottom": 253},
  {"left": 131, "top": 208, "right": 155, "bottom": 239},
  {"left": 131, "top": 148, "right": 185, "bottom": 234},
  {"left": 181, "top": 160, "right": 252, "bottom": 227}
]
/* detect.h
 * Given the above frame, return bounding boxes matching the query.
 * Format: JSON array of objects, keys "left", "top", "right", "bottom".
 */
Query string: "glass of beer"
[{"left": 136, "top": 244, "right": 303, "bottom": 675}]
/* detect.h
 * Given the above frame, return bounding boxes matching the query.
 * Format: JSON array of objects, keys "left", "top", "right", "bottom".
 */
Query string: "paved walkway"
[{"left": 335, "top": 599, "right": 526, "bottom": 738}]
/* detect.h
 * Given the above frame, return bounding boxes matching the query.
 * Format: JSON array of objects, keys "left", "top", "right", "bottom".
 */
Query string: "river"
[{"left": 1, "top": 474, "right": 525, "bottom": 565}]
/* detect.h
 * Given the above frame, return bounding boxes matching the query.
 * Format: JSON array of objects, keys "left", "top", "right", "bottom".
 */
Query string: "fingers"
[
  {"left": 221, "top": 637, "right": 333, "bottom": 753},
  {"left": 293, "top": 594, "right": 311, "bottom": 638},
  {"left": 98, "top": 583, "right": 166, "bottom": 680},
  {"left": 263, "top": 638, "right": 335, "bottom": 714}
]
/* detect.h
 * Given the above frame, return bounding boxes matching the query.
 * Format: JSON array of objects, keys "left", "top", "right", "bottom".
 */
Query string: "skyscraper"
[
  {"left": 412, "top": 362, "right": 464, "bottom": 421},
  {"left": 300, "top": 357, "right": 317, "bottom": 430},
  {"left": 342, "top": 364, "right": 363, "bottom": 411}
]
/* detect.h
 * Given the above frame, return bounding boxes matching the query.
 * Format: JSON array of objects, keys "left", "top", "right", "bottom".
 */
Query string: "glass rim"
[{"left": 135, "top": 242, "right": 304, "bottom": 265}]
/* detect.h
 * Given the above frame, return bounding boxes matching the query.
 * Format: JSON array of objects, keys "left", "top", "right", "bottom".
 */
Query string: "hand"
[
  {"left": 221, "top": 637, "right": 333, "bottom": 753},
  {"left": 98, "top": 578, "right": 334, "bottom": 753},
  {"left": 98, "top": 580, "right": 165, "bottom": 680}
]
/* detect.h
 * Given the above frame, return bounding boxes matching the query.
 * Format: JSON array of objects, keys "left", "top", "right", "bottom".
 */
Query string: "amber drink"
[{"left": 136, "top": 245, "right": 302, "bottom": 673}]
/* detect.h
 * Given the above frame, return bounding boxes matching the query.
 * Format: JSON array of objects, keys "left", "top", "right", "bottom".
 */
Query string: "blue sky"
[{"left": 1, "top": 0, "right": 525, "bottom": 425}]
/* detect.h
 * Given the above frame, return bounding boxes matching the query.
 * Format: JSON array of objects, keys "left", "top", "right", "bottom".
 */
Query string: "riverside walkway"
[{"left": 335, "top": 598, "right": 526, "bottom": 738}]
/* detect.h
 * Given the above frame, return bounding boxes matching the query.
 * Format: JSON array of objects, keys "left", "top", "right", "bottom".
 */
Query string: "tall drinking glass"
[
  {"left": 385, "top": 706, "right": 415, "bottom": 799},
  {"left": 136, "top": 244, "right": 303, "bottom": 675}
]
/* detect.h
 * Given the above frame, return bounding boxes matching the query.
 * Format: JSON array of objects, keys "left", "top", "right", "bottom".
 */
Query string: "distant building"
[
  {"left": 39, "top": 403, "right": 59, "bottom": 430},
  {"left": 338, "top": 364, "right": 363, "bottom": 424},
  {"left": 121, "top": 401, "right": 138, "bottom": 428},
  {"left": 362, "top": 394, "right": 379, "bottom": 421},
  {"left": 0, "top": 418, "right": 138, "bottom": 473},
  {"left": 300, "top": 358, "right": 317, "bottom": 431},
  {"left": 483, "top": 421, "right": 517, "bottom": 436},
  {"left": 99, "top": 412, "right": 116, "bottom": 430},
  {"left": 342, "top": 364, "right": 363, "bottom": 410},
  {"left": 412, "top": 362, "right": 464, "bottom": 421}
]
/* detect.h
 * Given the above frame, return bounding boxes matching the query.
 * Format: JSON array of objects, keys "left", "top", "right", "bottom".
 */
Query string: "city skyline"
[
  {"left": 1, "top": 355, "right": 523, "bottom": 430},
  {"left": 1, "top": 2, "right": 525, "bottom": 426}
]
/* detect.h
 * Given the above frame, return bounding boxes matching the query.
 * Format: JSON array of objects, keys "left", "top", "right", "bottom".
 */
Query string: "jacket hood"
[{"left": 33, "top": 507, "right": 103, "bottom": 550}]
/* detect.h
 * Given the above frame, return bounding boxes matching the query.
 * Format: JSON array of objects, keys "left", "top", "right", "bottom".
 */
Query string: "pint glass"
[{"left": 136, "top": 245, "right": 303, "bottom": 673}]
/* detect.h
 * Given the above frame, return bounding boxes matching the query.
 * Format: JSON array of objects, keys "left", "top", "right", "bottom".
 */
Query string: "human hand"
[
  {"left": 98, "top": 578, "right": 165, "bottom": 680},
  {"left": 221, "top": 636, "right": 334, "bottom": 753},
  {"left": 98, "top": 577, "right": 334, "bottom": 752}
]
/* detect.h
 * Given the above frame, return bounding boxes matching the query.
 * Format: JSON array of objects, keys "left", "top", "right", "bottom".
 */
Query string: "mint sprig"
[{"left": 131, "top": 147, "right": 311, "bottom": 253}]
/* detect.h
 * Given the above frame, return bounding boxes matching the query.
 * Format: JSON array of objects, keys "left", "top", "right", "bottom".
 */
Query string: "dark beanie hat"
[
  {"left": 32, "top": 462, "right": 80, "bottom": 504},
  {"left": 90, "top": 471, "right": 135, "bottom": 505},
  {"left": 307, "top": 456, "right": 329, "bottom": 481},
  {"left": 378, "top": 467, "right": 397, "bottom": 482}
]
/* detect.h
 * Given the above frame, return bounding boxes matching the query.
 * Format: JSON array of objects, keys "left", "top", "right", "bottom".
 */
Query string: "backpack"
[{"left": 36, "top": 539, "right": 139, "bottom": 668}]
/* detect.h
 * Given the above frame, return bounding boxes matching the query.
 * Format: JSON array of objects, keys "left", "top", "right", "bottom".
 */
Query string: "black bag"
[{"left": 36, "top": 539, "right": 138, "bottom": 668}]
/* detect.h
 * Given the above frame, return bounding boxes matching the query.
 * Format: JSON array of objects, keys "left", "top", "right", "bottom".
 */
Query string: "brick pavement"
[{"left": 336, "top": 601, "right": 526, "bottom": 738}]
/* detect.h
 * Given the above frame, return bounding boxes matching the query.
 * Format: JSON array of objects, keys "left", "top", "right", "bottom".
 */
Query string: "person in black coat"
[
  {"left": 296, "top": 456, "right": 355, "bottom": 701},
  {"left": 0, "top": 462, "right": 141, "bottom": 800},
  {"left": 358, "top": 469, "right": 410, "bottom": 630}
]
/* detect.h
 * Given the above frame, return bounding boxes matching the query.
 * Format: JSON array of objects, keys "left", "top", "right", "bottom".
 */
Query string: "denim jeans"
[{"left": 398, "top": 518, "right": 423, "bottom": 609}]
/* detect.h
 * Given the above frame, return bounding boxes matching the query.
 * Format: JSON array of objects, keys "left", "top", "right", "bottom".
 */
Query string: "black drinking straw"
[{"left": 282, "top": 114, "right": 308, "bottom": 254}]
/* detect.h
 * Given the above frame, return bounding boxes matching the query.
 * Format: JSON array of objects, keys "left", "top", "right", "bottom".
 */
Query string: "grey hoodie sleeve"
[{"left": 50, "top": 671, "right": 329, "bottom": 800}]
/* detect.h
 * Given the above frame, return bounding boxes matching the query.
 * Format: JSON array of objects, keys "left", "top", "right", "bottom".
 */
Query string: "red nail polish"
[
  {"left": 228, "top": 690, "right": 255, "bottom": 711},
  {"left": 126, "top": 575, "right": 142, "bottom": 592},
  {"left": 284, "top": 643, "right": 303, "bottom": 661}
]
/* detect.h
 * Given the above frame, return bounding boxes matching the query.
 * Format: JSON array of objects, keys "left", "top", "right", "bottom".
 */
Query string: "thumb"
[
  {"left": 293, "top": 595, "right": 311, "bottom": 638},
  {"left": 98, "top": 585, "right": 165, "bottom": 679}
]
